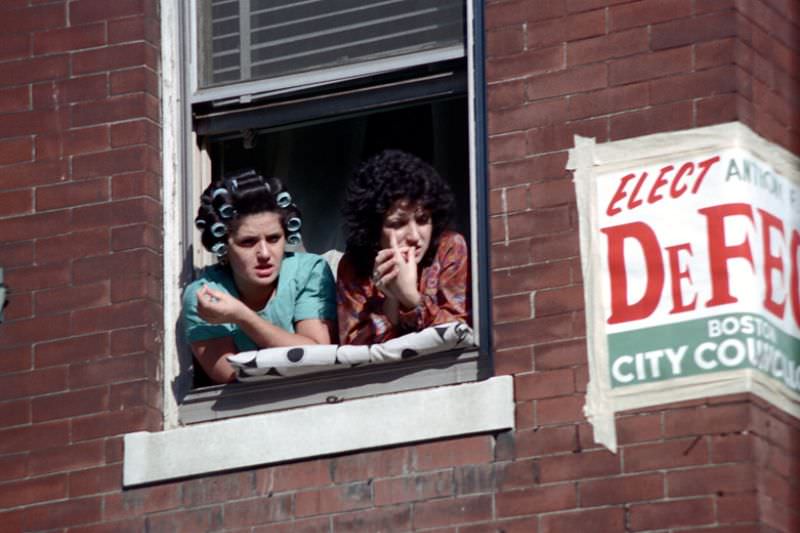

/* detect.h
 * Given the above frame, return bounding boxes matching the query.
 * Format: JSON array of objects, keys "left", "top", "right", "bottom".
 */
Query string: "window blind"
[{"left": 199, "top": 0, "right": 465, "bottom": 89}]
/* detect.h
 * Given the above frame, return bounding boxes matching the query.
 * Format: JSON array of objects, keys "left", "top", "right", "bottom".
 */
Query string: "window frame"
[
  {"left": 138, "top": 0, "right": 513, "bottom": 487},
  {"left": 162, "top": 0, "right": 493, "bottom": 428}
]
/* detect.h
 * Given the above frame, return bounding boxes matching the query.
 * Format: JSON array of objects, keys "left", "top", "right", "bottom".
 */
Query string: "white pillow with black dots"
[{"left": 227, "top": 322, "right": 474, "bottom": 380}]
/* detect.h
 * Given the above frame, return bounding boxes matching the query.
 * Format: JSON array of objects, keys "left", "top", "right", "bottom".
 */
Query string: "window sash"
[
  {"left": 194, "top": 64, "right": 467, "bottom": 137},
  {"left": 192, "top": 0, "right": 466, "bottom": 101},
  {"left": 192, "top": 45, "right": 464, "bottom": 106}
]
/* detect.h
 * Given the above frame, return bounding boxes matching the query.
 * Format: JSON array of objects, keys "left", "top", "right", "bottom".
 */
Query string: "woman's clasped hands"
[{"left": 372, "top": 230, "right": 421, "bottom": 312}]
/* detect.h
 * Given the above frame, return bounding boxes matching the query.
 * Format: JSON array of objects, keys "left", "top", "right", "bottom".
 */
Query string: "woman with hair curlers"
[
  {"left": 337, "top": 150, "right": 470, "bottom": 345},
  {"left": 183, "top": 169, "right": 336, "bottom": 384}
]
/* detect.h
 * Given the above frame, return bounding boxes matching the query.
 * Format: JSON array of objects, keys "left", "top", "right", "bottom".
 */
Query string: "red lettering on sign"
[
  {"left": 790, "top": 230, "right": 800, "bottom": 328},
  {"left": 670, "top": 162, "right": 693, "bottom": 198},
  {"left": 603, "top": 222, "right": 665, "bottom": 324},
  {"left": 666, "top": 243, "right": 696, "bottom": 314},
  {"left": 698, "top": 203, "right": 755, "bottom": 308},
  {"left": 627, "top": 172, "right": 647, "bottom": 210},
  {"left": 606, "top": 155, "right": 721, "bottom": 217},
  {"left": 759, "top": 209, "right": 786, "bottom": 318},
  {"left": 606, "top": 173, "right": 637, "bottom": 216},
  {"left": 648, "top": 165, "right": 673, "bottom": 204},
  {"left": 691, "top": 155, "right": 721, "bottom": 194}
]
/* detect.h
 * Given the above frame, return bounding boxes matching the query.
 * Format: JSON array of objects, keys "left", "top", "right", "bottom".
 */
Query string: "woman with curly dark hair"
[
  {"left": 182, "top": 169, "right": 336, "bottom": 383},
  {"left": 337, "top": 149, "right": 469, "bottom": 345}
]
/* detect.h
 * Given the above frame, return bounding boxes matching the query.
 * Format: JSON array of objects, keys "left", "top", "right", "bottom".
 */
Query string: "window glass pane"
[{"left": 197, "top": 0, "right": 465, "bottom": 90}]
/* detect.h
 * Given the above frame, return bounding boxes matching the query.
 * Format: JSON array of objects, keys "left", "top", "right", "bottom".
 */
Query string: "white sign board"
[{"left": 569, "top": 122, "right": 800, "bottom": 451}]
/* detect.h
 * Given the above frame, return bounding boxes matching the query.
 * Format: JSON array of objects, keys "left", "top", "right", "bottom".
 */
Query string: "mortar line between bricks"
[{"left": 491, "top": 282, "right": 577, "bottom": 296}]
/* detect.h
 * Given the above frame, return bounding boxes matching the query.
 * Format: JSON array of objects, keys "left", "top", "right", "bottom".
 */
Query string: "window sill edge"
[{"left": 124, "top": 375, "right": 514, "bottom": 487}]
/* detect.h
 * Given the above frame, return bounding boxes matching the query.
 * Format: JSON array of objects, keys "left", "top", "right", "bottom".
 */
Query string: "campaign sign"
[
  {"left": 570, "top": 124, "right": 800, "bottom": 451},
  {"left": 600, "top": 149, "right": 800, "bottom": 393}
]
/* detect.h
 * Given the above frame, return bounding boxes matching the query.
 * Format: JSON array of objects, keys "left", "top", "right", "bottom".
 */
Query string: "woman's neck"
[
  {"left": 240, "top": 286, "right": 275, "bottom": 310},
  {"left": 231, "top": 272, "right": 276, "bottom": 310}
]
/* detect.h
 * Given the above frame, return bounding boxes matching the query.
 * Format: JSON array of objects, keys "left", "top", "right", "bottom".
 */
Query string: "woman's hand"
[
  {"left": 196, "top": 285, "right": 248, "bottom": 324},
  {"left": 373, "top": 230, "right": 420, "bottom": 310}
]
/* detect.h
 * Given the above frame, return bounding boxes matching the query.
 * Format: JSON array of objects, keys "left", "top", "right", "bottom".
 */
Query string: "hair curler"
[
  {"left": 286, "top": 216, "right": 302, "bottom": 232},
  {"left": 276, "top": 191, "right": 292, "bottom": 208},
  {"left": 211, "top": 187, "right": 230, "bottom": 202},
  {"left": 286, "top": 233, "right": 302, "bottom": 246},
  {"left": 218, "top": 203, "right": 235, "bottom": 219},
  {"left": 211, "top": 187, "right": 234, "bottom": 219},
  {"left": 210, "top": 222, "right": 228, "bottom": 238},
  {"left": 211, "top": 242, "right": 228, "bottom": 258},
  {"left": 232, "top": 173, "right": 266, "bottom": 193}
]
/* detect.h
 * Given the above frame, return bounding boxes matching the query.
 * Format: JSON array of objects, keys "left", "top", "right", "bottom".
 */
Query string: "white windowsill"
[{"left": 123, "top": 375, "right": 514, "bottom": 486}]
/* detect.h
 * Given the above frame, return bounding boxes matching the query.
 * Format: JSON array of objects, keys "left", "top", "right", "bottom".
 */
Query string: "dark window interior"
[
  {"left": 205, "top": 95, "right": 470, "bottom": 255},
  {"left": 192, "top": 94, "right": 469, "bottom": 388}
]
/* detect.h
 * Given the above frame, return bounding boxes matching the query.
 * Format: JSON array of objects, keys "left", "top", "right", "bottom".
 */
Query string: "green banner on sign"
[{"left": 609, "top": 313, "right": 800, "bottom": 392}]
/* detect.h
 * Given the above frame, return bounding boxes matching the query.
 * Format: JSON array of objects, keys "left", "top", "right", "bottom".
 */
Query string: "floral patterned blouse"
[{"left": 336, "top": 231, "right": 470, "bottom": 344}]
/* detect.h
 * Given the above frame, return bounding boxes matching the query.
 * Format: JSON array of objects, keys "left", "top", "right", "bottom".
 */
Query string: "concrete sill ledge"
[{"left": 124, "top": 375, "right": 515, "bottom": 486}]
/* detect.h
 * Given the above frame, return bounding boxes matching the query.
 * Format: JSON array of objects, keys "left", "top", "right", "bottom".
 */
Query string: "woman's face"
[
  {"left": 227, "top": 212, "right": 286, "bottom": 294},
  {"left": 379, "top": 198, "right": 432, "bottom": 264}
]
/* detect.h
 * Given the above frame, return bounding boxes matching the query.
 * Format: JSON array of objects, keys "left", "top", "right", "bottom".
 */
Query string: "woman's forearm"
[
  {"left": 235, "top": 306, "right": 328, "bottom": 347},
  {"left": 382, "top": 296, "right": 400, "bottom": 325},
  {"left": 191, "top": 337, "right": 239, "bottom": 384}
]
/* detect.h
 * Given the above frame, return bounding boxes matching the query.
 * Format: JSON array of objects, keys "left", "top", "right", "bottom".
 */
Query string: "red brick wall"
[
  {"left": 485, "top": 0, "right": 798, "bottom": 532},
  {"left": 751, "top": 399, "right": 800, "bottom": 532},
  {"left": 735, "top": 0, "right": 799, "bottom": 154},
  {"left": 0, "top": 0, "right": 797, "bottom": 531},
  {"left": 0, "top": 1, "right": 162, "bottom": 529}
]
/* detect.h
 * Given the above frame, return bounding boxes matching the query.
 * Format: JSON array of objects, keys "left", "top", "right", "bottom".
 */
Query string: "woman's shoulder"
[
  {"left": 281, "top": 252, "right": 335, "bottom": 285},
  {"left": 335, "top": 250, "right": 355, "bottom": 271},
  {"left": 430, "top": 231, "right": 468, "bottom": 269},
  {"left": 335, "top": 251, "right": 364, "bottom": 285},
  {"left": 437, "top": 231, "right": 467, "bottom": 252},
  {"left": 282, "top": 251, "right": 329, "bottom": 271}
]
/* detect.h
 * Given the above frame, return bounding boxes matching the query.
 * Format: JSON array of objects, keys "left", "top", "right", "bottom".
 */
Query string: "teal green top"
[{"left": 181, "top": 252, "right": 336, "bottom": 351}]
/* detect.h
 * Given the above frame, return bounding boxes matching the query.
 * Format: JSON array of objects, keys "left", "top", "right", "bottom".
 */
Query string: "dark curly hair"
[
  {"left": 343, "top": 150, "right": 455, "bottom": 277},
  {"left": 195, "top": 169, "right": 302, "bottom": 261}
]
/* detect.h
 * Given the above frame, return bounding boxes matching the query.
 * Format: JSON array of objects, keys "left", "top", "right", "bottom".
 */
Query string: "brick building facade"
[{"left": 0, "top": 0, "right": 797, "bottom": 531}]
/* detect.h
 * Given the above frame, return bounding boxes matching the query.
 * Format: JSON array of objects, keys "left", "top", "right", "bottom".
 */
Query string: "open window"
[{"left": 173, "top": 0, "right": 491, "bottom": 423}]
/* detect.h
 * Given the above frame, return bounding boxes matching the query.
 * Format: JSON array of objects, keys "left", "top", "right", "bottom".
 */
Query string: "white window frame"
[{"left": 136, "top": 0, "right": 508, "bottom": 486}]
